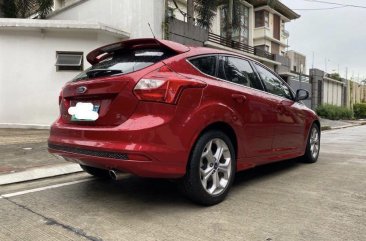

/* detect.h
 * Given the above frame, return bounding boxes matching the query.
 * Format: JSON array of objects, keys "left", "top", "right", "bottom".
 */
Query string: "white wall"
[
  {"left": 0, "top": 29, "right": 120, "bottom": 126},
  {"left": 323, "top": 78, "right": 343, "bottom": 106},
  {"left": 49, "top": 0, "right": 165, "bottom": 39}
]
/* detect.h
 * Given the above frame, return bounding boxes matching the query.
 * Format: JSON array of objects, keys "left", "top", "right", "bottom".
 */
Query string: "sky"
[{"left": 281, "top": 0, "right": 366, "bottom": 81}]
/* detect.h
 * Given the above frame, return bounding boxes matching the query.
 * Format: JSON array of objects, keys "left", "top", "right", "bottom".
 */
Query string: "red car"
[{"left": 48, "top": 38, "right": 320, "bottom": 205}]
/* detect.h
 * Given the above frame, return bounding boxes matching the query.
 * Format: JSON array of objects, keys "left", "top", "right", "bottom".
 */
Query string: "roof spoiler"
[{"left": 86, "top": 38, "right": 190, "bottom": 65}]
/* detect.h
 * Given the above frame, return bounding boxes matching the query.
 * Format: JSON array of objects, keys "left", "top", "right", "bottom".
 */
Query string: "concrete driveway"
[{"left": 0, "top": 126, "right": 365, "bottom": 241}]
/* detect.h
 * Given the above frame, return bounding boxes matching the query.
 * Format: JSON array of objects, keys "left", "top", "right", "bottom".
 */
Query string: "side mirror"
[{"left": 295, "top": 89, "right": 309, "bottom": 102}]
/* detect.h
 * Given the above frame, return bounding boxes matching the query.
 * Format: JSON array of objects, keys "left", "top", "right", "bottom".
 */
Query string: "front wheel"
[
  {"left": 301, "top": 123, "right": 320, "bottom": 163},
  {"left": 182, "top": 130, "right": 236, "bottom": 206}
]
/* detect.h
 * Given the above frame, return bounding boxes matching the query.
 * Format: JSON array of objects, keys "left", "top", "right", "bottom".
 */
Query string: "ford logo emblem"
[{"left": 76, "top": 86, "right": 87, "bottom": 94}]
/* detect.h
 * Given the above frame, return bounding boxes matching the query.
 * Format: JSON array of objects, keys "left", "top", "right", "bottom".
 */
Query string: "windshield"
[{"left": 73, "top": 48, "right": 174, "bottom": 81}]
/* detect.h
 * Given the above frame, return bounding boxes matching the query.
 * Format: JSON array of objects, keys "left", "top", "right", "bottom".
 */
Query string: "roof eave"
[
  {"left": 0, "top": 19, "right": 130, "bottom": 38},
  {"left": 248, "top": 0, "right": 300, "bottom": 20}
]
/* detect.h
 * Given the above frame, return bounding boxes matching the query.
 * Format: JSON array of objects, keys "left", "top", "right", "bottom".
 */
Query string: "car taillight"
[{"left": 133, "top": 65, "right": 206, "bottom": 104}]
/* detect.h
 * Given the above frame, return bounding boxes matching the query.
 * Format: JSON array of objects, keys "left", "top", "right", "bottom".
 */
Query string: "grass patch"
[{"left": 353, "top": 103, "right": 366, "bottom": 119}]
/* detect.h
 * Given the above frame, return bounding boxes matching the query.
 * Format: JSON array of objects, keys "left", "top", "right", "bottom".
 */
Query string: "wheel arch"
[
  {"left": 185, "top": 121, "right": 238, "bottom": 173},
  {"left": 198, "top": 122, "right": 238, "bottom": 157},
  {"left": 313, "top": 119, "right": 321, "bottom": 131}
]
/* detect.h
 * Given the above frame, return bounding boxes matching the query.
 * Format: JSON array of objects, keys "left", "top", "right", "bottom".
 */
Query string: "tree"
[
  {"left": 1, "top": 0, "right": 53, "bottom": 19},
  {"left": 195, "top": 0, "right": 244, "bottom": 40},
  {"left": 36, "top": 0, "right": 53, "bottom": 19},
  {"left": 1, "top": 0, "right": 17, "bottom": 18},
  {"left": 195, "top": 0, "right": 219, "bottom": 29}
]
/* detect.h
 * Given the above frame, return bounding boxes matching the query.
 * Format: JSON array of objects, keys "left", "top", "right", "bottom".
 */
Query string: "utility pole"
[
  {"left": 324, "top": 58, "right": 327, "bottom": 74},
  {"left": 187, "top": 0, "right": 194, "bottom": 25}
]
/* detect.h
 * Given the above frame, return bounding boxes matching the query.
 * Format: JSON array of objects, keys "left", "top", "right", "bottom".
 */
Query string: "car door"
[
  {"left": 216, "top": 55, "right": 278, "bottom": 159},
  {"left": 253, "top": 63, "right": 307, "bottom": 156}
]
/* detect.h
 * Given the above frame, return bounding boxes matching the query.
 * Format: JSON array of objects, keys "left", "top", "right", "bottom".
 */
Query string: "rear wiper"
[{"left": 86, "top": 69, "right": 123, "bottom": 78}]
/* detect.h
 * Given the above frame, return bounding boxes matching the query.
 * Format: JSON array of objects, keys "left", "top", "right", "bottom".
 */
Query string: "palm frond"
[
  {"left": 36, "top": 0, "right": 53, "bottom": 18},
  {"left": 195, "top": 0, "right": 219, "bottom": 29},
  {"left": 15, "top": 0, "right": 36, "bottom": 18}
]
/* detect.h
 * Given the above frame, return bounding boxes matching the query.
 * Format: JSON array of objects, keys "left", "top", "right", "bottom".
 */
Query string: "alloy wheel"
[
  {"left": 310, "top": 127, "right": 320, "bottom": 159},
  {"left": 199, "top": 138, "right": 232, "bottom": 195}
]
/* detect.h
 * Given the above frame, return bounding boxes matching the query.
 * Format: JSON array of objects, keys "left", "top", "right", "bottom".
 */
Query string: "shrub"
[
  {"left": 353, "top": 103, "right": 366, "bottom": 119},
  {"left": 316, "top": 104, "right": 353, "bottom": 120}
]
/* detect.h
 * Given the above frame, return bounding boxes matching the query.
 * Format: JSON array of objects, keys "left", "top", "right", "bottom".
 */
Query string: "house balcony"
[
  {"left": 206, "top": 32, "right": 275, "bottom": 61},
  {"left": 166, "top": 18, "right": 280, "bottom": 67},
  {"left": 254, "top": 27, "right": 288, "bottom": 47}
]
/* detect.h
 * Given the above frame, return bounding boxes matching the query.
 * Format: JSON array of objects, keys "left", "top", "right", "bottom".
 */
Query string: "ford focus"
[{"left": 48, "top": 38, "right": 320, "bottom": 205}]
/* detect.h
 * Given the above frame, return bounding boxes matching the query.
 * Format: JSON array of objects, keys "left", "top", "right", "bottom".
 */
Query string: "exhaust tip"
[
  {"left": 109, "top": 170, "right": 118, "bottom": 180},
  {"left": 109, "top": 169, "right": 125, "bottom": 181}
]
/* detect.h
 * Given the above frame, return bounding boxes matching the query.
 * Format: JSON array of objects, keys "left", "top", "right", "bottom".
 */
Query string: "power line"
[
  {"left": 293, "top": 6, "right": 347, "bottom": 10},
  {"left": 303, "top": 0, "right": 366, "bottom": 9}
]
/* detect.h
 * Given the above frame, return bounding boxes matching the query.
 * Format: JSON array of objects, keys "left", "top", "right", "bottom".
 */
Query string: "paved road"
[{"left": 1, "top": 126, "right": 365, "bottom": 241}]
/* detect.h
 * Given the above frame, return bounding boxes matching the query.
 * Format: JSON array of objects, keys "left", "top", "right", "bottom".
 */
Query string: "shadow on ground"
[{"left": 76, "top": 158, "right": 301, "bottom": 208}]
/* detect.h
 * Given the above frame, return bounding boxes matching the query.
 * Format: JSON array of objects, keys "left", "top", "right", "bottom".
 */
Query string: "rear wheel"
[
  {"left": 301, "top": 123, "right": 320, "bottom": 163},
  {"left": 80, "top": 165, "right": 110, "bottom": 178},
  {"left": 182, "top": 130, "right": 236, "bottom": 206}
]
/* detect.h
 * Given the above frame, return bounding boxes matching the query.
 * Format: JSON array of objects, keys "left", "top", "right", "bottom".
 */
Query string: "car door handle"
[{"left": 231, "top": 94, "right": 247, "bottom": 104}]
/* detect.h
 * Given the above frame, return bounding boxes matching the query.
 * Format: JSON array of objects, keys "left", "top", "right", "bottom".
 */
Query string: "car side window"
[
  {"left": 218, "top": 56, "right": 263, "bottom": 90},
  {"left": 255, "top": 64, "right": 293, "bottom": 100},
  {"left": 189, "top": 56, "right": 217, "bottom": 77}
]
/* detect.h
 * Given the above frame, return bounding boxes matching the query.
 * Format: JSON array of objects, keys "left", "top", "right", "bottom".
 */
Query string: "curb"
[
  {"left": 321, "top": 124, "right": 361, "bottom": 131},
  {"left": 0, "top": 163, "right": 83, "bottom": 186}
]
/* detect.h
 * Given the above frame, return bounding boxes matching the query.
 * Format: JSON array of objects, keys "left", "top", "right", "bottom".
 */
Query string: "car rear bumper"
[
  {"left": 48, "top": 103, "right": 194, "bottom": 178},
  {"left": 48, "top": 143, "right": 184, "bottom": 178},
  {"left": 48, "top": 134, "right": 187, "bottom": 178}
]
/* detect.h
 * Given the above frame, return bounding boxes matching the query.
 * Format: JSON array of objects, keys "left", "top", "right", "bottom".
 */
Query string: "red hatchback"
[{"left": 48, "top": 38, "right": 320, "bottom": 205}]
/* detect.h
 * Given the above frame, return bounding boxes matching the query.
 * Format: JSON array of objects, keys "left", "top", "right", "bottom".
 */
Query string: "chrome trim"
[
  {"left": 185, "top": 55, "right": 295, "bottom": 103},
  {"left": 76, "top": 86, "right": 87, "bottom": 94}
]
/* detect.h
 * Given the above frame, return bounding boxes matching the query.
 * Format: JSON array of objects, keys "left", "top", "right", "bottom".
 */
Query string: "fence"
[{"left": 349, "top": 81, "right": 366, "bottom": 106}]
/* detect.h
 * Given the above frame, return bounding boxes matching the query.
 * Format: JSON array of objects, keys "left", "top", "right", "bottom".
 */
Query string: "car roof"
[{"left": 184, "top": 46, "right": 260, "bottom": 64}]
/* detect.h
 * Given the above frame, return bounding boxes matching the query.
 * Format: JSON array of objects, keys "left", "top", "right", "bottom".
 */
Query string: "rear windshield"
[{"left": 73, "top": 48, "right": 175, "bottom": 81}]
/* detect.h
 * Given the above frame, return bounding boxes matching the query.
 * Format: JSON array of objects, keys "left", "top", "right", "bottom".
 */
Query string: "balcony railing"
[{"left": 208, "top": 32, "right": 274, "bottom": 61}]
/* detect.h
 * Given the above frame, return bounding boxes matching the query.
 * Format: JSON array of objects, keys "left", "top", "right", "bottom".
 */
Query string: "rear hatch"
[{"left": 59, "top": 38, "right": 189, "bottom": 126}]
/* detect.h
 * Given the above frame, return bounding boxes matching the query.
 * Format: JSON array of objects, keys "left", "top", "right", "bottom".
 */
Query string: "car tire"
[
  {"left": 301, "top": 123, "right": 320, "bottom": 163},
  {"left": 182, "top": 130, "right": 236, "bottom": 206},
  {"left": 80, "top": 164, "right": 110, "bottom": 178}
]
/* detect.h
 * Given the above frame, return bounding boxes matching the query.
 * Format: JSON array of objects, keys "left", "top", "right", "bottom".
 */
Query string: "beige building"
[{"left": 252, "top": 0, "right": 299, "bottom": 56}]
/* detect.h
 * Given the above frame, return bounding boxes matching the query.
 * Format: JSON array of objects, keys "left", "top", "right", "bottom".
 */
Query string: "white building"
[
  {"left": 286, "top": 50, "right": 307, "bottom": 74},
  {"left": 0, "top": 0, "right": 165, "bottom": 128}
]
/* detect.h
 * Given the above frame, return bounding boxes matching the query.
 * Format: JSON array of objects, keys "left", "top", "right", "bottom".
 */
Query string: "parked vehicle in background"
[{"left": 48, "top": 38, "right": 320, "bottom": 205}]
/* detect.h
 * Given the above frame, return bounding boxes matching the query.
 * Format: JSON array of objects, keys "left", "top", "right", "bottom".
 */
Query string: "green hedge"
[
  {"left": 316, "top": 104, "right": 353, "bottom": 120},
  {"left": 353, "top": 103, "right": 366, "bottom": 119}
]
